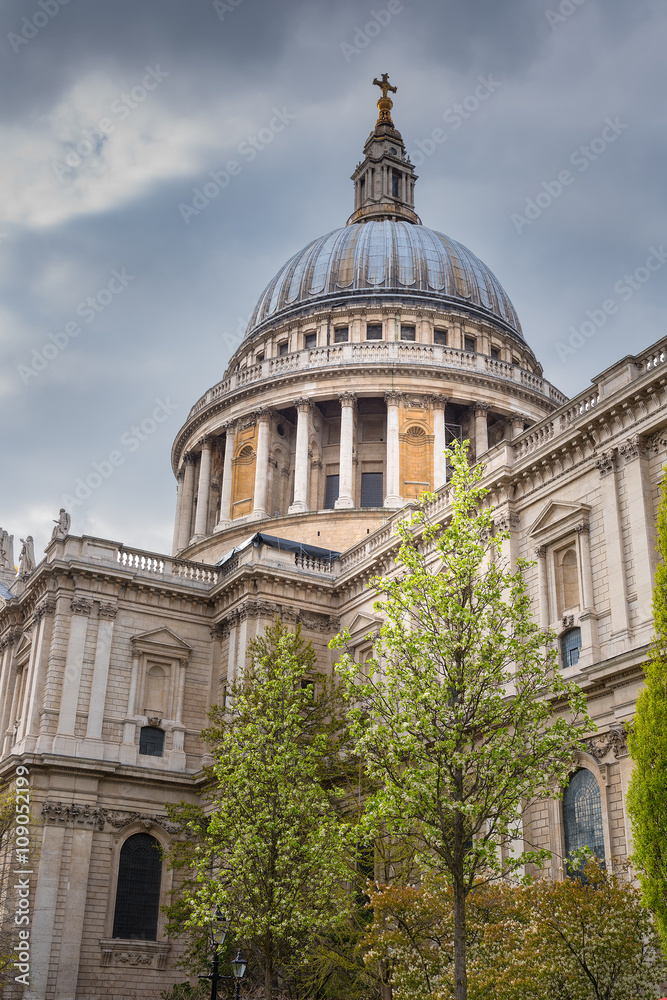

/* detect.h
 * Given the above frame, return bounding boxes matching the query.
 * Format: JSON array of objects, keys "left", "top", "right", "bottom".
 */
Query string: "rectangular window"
[
  {"left": 324, "top": 475, "right": 339, "bottom": 509},
  {"left": 512, "top": 356, "right": 520, "bottom": 367},
  {"left": 278, "top": 342, "right": 288, "bottom": 356},
  {"left": 392, "top": 172, "right": 400, "bottom": 198},
  {"left": 366, "top": 324, "right": 383, "bottom": 340},
  {"left": 490, "top": 347, "right": 500, "bottom": 360},
  {"left": 334, "top": 327, "right": 349, "bottom": 343},
  {"left": 304, "top": 333, "right": 317, "bottom": 349},
  {"left": 400, "top": 325, "right": 416, "bottom": 341},
  {"left": 434, "top": 328, "right": 448, "bottom": 346},
  {"left": 255, "top": 353, "right": 264, "bottom": 363},
  {"left": 361, "top": 472, "right": 384, "bottom": 507},
  {"left": 464, "top": 335, "right": 476, "bottom": 352}
]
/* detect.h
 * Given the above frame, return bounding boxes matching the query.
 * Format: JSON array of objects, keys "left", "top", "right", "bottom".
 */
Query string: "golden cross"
[{"left": 373, "top": 73, "right": 397, "bottom": 99}]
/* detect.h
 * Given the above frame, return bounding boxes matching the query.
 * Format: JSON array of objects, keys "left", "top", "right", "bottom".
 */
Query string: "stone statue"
[
  {"left": 18, "top": 537, "right": 35, "bottom": 576},
  {"left": 373, "top": 73, "right": 397, "bottom": 99},
  {"left": 51, "top": 508, "right": 71, "bottom": 541},
  {"left": 0, "top": 530, "right": 13, "bottom": 571}
]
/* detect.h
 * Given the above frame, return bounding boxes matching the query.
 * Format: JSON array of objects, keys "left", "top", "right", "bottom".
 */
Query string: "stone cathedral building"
[{"left": 0, "top": 79, "right": 665, "bottom": 998}]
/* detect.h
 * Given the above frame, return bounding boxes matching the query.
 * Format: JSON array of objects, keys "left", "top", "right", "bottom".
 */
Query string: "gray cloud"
[{"left": 1, "top": 0, "right": 665, "bottom": 557}]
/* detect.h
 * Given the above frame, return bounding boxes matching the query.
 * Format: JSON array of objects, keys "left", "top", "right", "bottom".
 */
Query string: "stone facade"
[{"left": 0, "top": 86, "right": 665, "bottom": 998}]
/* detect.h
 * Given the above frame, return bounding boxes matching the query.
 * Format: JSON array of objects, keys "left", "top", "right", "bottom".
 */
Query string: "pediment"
[
  {"left": 528, "top": 501, "right": 591, "bottom": 540},
  {"left": 347, "top": 613, "right": 381, "bottom": 640},
  {"left": 130, "top": 627, "right": 192, "bottom": 656},
  {"left": 14, "top": 633, "right": 32, "bottom": 662}
]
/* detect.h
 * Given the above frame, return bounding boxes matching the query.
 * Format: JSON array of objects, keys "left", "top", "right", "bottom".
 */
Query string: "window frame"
[
  {"left": 365, "top": 323, "right": 383, "bottom": 341},
  {"left": 464, "top": 335, "right": 476, "bottom": 353},
  {"left": 400, "top": 324, "right": 416, "bottom": 342},
  {"left": 109, "top": 830, "right": 165, "bottom": 942},
  {"left": 333, "top": 326, "right": 349, "bottom": 344}
]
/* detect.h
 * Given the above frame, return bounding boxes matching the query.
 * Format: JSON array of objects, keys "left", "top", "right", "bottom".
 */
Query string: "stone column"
[
  {"left": 384, "top": 391, "right": 402, "bottom": 507},
  {"left": 82, "top": 604, "right": 117, "bottom": 757},
  {"left": 432, "top": 394, "right": 447, "bottom": 490},
  {"left": 16, "top": 609, "right": 48, "bottom": 747},
  {"left": 177, "top": 453, "right": 196, "bottom": 550},
  {"left": 251, "top": 408, "right": 271, "bottom": 519},
  {"left": 218, "top": 421, "right": 236, "bottom": 527},
  {"left": 472, "top": 402, "right": 489, "bottom": 458},
  {"left": 511, "top": 416, "right": 525, "bottom": 439},
  {"left": 171, "top": 469, "right": 185, "bottom": 555},
  {"left": 535, "top": 546, "right": 549, "bottom": 629},
  {"left": 595, "top": 449, "right": 630, "bottom": 645},
  {"left": 120, "top": 649, "right": 141, "bottom": 764},
  {"left": 53, "top": 824, "right": 95, "bottom": 1000},
  {"left": 576, "top": 522, "right": 600, "bottom": 662},
  {"left": 619, "top": 435, "right": 656, "bottom": 628},
  {"left": 53, "top": 597, "right": 92, "bottom": 754},
  {"left": 193, "top": 436, "right": 214, "bottom": 538},
  {"left": 335, "top": 393, "right": 356, "bottom": 509},
  {"left": 27, "top": 824, "right": 67, "bottom": 1000},
  {"left": 289, "top": 398, "right": 311, "bottom": 514}
]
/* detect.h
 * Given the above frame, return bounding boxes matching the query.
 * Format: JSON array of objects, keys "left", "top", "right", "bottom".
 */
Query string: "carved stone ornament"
[
  {"left": 647, "top": 430, "right": 667, "bottom": 454},
  {"left": 34, "top": 598, "right": 57, "bottom": 621},
  {"left": 339, "top": 391, "right": 358, "bottom": 405},
  {"left": 594, "top": 449, "right": 616, "bottom": 477},
  {"left": 70, "top": 596, "right": 93, "bottom": 616},
  {"left": 582, "top": 727, "right": 628, "bottom": 761},
  {"left": 210, "top": 621, "right": 229, "bottom": 640},
  {"left": 116, "top": 952, "right": 152, "bottom": 966},
  {"left": 619, "top": 434, "right": 645, "bottom": 463},
  {"left": 41, "top": 802, "right": 180, "bottom": 834},
  {"left": 146, "top": 716, "right": 162, "bottom": 727},
  {"left": 562, "top": 614, "right": 575, "bottom": 630},
  {"left": 100, "top": 940, "right": 169, "bottom": 970},
  {"left": 383, "top": 390, "right": 403, "bottom": 405},
  {"left": 494, "top": 511, "right": 519, "bottom": 532},
  {"left": 98, "top": 602, "right": 118, "bottom": 620}
]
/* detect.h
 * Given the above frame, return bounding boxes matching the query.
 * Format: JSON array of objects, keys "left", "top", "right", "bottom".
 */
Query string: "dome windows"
[
  {"left": 334, "top": 326, "right": 349, "bottom": 344},
  {"left": 400, "top": 324, "right": 416, "bottom": 342},
  {"left": 366, "top": 324, "right": 383, "bottom": 341},
  {"left": 464, "top": 335, "right": 476, "bottom": 352},
  {"left": 304, "top": 332, "right": 317, "bottom": 349},
  {"left": 434, "top": 328, "right": 447, "bottom": 346}
]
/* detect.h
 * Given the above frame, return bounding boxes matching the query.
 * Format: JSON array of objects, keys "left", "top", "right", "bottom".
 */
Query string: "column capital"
[
  {"left": 429, "top": 393, "right": 448, "bottom": 409},
  {"left": 384, "top": 390, "right": 403, "bottom": 406},
  {"left": 221, "top": 418, "right": 238, "bottom": 434},
  {"left": 618, "top": 434, "right": 646, "bottom": 463},
  {"left": 594, "top": 448, "right": 617, "bottom": 477},
  {"left": 71, "top": 596, "right": 93, "bottom": 617},
  {"left": 98, "top": 602, "right": 118, "bottom": 620},
  {"left": 338, "top": 391, "right": 357, "bottom": 406},
  {"left": 472, "top": 401, "right": 489, "bottom": 415},
  {"left": 198, "top": 435, "right": 215, "bottom": 449},
  {"left": 574, "top": 522, "right": 590, "bottom": 534},
  {"left": 294, "top": 397, "right": 311, "bottom": 413},
  {"left": 534, "top": 545, "right": 547, "bottom": 558},
  {"left": 182, "top": 451, "right": 197, "bottom": 466},
  {"left": 253, "top": 406, "right": 273, "bottom": 423}
]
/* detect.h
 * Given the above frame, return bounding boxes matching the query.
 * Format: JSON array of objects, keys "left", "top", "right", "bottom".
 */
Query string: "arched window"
[
  {"left": 112, "top": 833, "right": 162, "bottom": 940},
  {"left": 139, "top": 726, "right": 165, "bottom": 757},
  {"left": 561, "top": 627, "right": 582, "bottom": 667},
  {"left": 563, "top": 769, "right": 605, "bottom": 873}
]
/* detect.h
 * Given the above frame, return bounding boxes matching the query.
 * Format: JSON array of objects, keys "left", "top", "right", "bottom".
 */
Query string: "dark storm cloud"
[{"left": 0, "top": 0, "right": 665, "bottom": 558}]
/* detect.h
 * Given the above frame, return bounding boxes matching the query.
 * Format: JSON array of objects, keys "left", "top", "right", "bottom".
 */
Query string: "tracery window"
[
  {"left": 112, "top": 833, "right": 162, "bottom": 940},
  {"left": 563, "top": 768, "right": 606, "bottom": 873}
]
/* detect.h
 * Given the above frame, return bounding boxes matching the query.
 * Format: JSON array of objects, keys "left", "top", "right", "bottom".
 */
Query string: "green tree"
[
  {"left": 332, "top": 441, "right": 593, "bottom": 1000},
  {"left": 628, "top": 472, "right": 667, "bottom": 948},
  {"left": 167, "top": 620, "right": 356, "bottom": 1000}
]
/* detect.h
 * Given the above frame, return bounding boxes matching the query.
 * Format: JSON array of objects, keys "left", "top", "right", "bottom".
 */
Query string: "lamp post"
[{"left": 199, "top": 909, "right": 247, "bottom": 1000}]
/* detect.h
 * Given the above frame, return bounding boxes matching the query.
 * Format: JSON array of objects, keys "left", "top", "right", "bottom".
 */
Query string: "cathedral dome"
[{"left": 245, "top": 220, "right": 523, "bottom": 342}]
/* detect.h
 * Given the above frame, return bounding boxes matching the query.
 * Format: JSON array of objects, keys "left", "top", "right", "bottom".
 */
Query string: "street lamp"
[{"left": 199, "top": 909, "right": 247, "bottom": 1000}]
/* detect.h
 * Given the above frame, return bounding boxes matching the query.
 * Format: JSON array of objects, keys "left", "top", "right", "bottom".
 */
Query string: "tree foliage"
[
  {"left": 628, "top": 471, "right": 667, "bottom": 948},
  {"left": 166, "top": 620, "right": 359, "bottom": 1000},
  {"left": 364, "top": 859, "right": 664, "bottom": 1000},
  {"left": 332, "top": 441, "right": 593, "bottom": 1000}
]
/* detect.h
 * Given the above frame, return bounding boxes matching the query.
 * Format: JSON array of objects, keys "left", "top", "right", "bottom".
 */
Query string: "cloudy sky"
[{"left": 0, "top": 0, "right": 665, "bottom": 561}]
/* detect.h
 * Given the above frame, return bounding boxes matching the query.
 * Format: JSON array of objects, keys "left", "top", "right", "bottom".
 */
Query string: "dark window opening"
[
  {"left": 255, "top": 353, "right": 264, "bottom": 363},
  {"left": 334, "top": 327, "right": 349, "bottom": 344},
  {"left": 400, "top": 325, "right": 416, "bottom": 342},
  {"left": 278, "top": 342, "right": 288, "bottom": 356},
  {"left": 361, "top": 472, "right": 383, "bottom": 508},
  {"left": 434, "top": 328, "right": 448, "bottom": 346},
  {"left": 112, "top": 833, "right": 162, "bottom": 940},
  {"left": 304, "top": 333, "right": 317, "bottom": 349},
  {"left": 561, "top": 627, "right": 582, "bottom": 667},
  {"left": 392, "top": 172, "right": 400, "bottom": 198},
  {"left": 512, "top": 356, "right": 520, "bottom": 366},
  {"left": 464, "top": 336, "right": 476, "bottom": 352},
  {"left": 139, "top": 726, "right": 165, "bottom": 757},
  {"left": 366, "top": 324, "right": 383, "bottom": 340},
  {"left": 563, "top": 769, "right": 606, "bottom": 877},
  {"left": 324, "top": 475, "right": 339, "bottom": 509},
  {"left": 277, "top": 424, "right": 285, "bottom": 437},
  {"left": 490, "top": 347, "right": 500, "bottom": 360}
]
